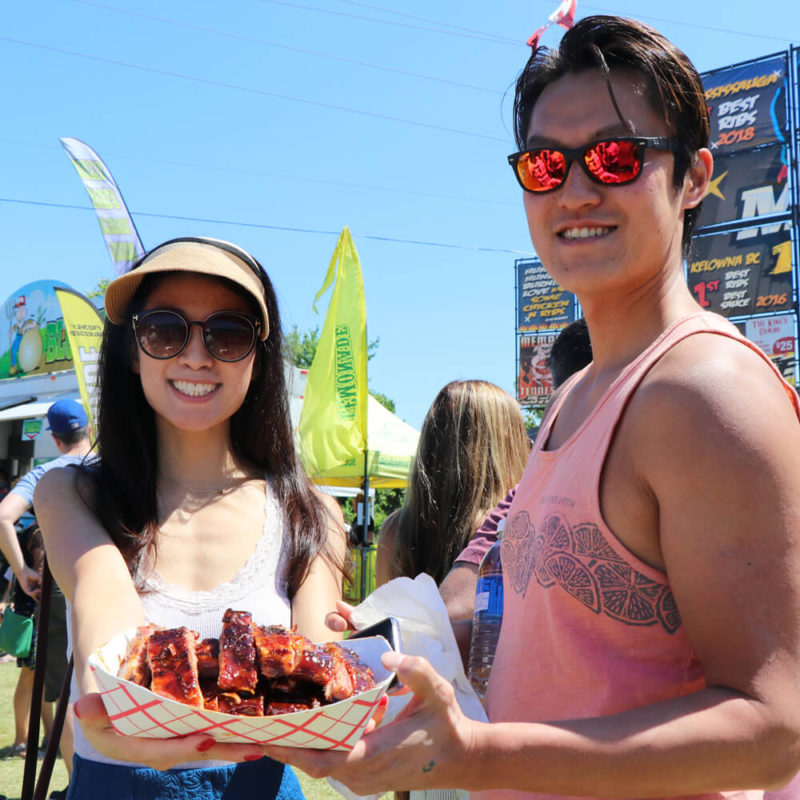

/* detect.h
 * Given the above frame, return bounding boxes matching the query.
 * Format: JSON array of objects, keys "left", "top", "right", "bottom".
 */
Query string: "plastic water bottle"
[{"left": 467, "top": 519, "right": 504, "bottom": 701}]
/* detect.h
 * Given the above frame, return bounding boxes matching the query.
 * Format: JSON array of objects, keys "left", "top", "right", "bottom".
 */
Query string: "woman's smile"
[{"left": 169, "top": 379, "right": 220, "bottom": 398}]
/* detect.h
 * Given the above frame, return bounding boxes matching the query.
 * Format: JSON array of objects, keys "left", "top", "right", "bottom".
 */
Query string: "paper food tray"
[{"left": 89, "top": 628, "right": 395, "bottom": 750}]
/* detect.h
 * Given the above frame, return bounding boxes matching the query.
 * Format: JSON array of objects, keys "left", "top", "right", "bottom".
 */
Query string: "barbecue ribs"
[{"left": 117, "top": 609, "right": 377, "bottom": 717}]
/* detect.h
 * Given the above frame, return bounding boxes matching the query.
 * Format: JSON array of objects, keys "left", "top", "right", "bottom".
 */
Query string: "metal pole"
[
  {"left": 788, "top": 46, "right": 800, "bottom": 384},
  {"left": 360, "top": 448, "right": 370, "bottom": 601}
]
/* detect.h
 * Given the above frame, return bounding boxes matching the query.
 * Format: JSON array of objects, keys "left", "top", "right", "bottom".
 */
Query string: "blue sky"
[{"left": 2, "top": 1, "right": 797, "bottom": 429}]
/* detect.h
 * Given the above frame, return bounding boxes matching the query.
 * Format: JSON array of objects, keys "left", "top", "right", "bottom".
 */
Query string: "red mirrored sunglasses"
[{"left": 507, "top": 137, "right": 679, "bottom": 194}]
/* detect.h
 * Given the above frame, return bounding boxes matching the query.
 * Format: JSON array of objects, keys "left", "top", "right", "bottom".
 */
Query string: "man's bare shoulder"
[
  {"left": 613, "top": 332, "right": 800, "bottom": 709},
  {"left": 624, "top": 331, "right": 800, "bottom": 475}
]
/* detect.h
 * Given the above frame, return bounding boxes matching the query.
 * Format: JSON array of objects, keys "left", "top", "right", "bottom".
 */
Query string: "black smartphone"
[
  {"left": 348, "top": 616, "right": 401, "bottom": 650},
  {"left": 348, "top": 616, "right": 401, "bottom": 688}
]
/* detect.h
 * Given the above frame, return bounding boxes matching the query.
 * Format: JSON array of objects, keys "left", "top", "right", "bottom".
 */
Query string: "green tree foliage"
[
  {"left": 522, "top": 406, "right": 543, "bottom": 436},
  {"left": 284, "top": 324, "right": 380, "bottom": 368},
  {"left": 374, "top": 489, "right": 404, "bottom": 531},
  {"left": 341, "top": 489, "right": 404, "bottom": 539},
  {"left": 284, "top": 325, "right": 321, "bottom": 368},
  {"left": 86, "top": 277, "right": 111, "bottom": 299},
  {"left": 369, "top": 390, "right": 395, "bottom": 414}
]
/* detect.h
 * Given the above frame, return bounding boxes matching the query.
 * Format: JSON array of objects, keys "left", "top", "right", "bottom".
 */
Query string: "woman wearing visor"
[{"left": 36, "top": 237, "right": 347, "bottom": 799}]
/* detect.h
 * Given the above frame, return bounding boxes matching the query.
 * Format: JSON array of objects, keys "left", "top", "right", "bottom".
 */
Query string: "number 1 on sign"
[{"left": 693, "top": 279, "right": 721, "bottom": 308}]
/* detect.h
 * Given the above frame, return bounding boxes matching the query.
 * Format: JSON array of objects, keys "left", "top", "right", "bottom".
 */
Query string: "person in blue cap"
[
  {"left": 45, "top": 398, "right": 90, "bottom": 439},
  {"left": 0, "top": 396, "right": 92, "bottom": 791}
]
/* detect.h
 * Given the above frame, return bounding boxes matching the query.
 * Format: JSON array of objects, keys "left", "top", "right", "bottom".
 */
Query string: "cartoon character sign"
[
  {"left": 2, "top": 280, "right": 79, "bottom": 379},
  {"left": 8, "top": 295, "right": 40, "bottom": 376}
]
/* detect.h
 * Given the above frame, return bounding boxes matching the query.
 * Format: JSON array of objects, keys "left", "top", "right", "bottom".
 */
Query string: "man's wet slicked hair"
[{"left": 513, "top": 15, "right": 710, "bottom": 256}]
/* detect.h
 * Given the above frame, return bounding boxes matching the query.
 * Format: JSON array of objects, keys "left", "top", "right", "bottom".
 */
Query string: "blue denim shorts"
[{"left": 65, "top": 754, "right": 305, "bottom": 800}]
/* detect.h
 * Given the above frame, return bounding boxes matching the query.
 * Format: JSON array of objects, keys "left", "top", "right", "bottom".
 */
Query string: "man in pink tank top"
[{"left": 267, "top": 15, "right": 800, "bottom": 800}]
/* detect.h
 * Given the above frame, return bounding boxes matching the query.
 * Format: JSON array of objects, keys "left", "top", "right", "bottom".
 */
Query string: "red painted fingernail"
[
  {"left": 244, "top": 754, "right": 262, "bottom": 762},
  {"left": 196, "top": 738, "right": 215, "bottom": 753}
]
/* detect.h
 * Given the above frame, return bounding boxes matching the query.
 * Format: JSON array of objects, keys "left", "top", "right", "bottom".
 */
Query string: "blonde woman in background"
[{"left": 376, "top": 380, "right": 529, "bottom": 587}]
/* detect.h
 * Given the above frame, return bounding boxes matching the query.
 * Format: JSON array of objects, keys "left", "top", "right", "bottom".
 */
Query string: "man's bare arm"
[
  {"left": 0, "top": 492, "right": 41, "bottom": 600},
  {"left": 439, "top": 562, "right": 478, "bottom": 666}
]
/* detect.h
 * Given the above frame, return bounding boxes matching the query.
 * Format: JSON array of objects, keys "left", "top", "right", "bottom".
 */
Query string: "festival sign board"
[
  {"left": 516, "top": 259, "right": 577, "bottom": 333},
  {"left": 696, "top": 143, "right": 789, "bottom": 230},
  {"left": 687, "top": 228, "right": 793, "bottom": 317},
  {"left": 518, "top": 332, "right": 557, "bottom": 405},
  {"left": 742, "top": 314, "right": 796, "bottom": 385},
  {"left": 703, "top": 55, "right": 788, "bottom": 155},
  {"left": 21, "top": 418, "right": 44, "bottom": 441},
  {"left": 1, "top": 280, "right": 80, "bottom": 380}
]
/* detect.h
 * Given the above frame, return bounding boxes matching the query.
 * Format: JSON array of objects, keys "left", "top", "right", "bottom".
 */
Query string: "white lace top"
[{"left": 71, "top": 479, "right": 292, "bottom": 767}]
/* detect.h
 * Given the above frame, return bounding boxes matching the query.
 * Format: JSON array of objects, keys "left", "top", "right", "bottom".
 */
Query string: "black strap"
[
  {"left": 21, "top": 560, "right": 50, "bottom": 800},
  {"left": 21, "top": 557, "right": 74, "bottom": 800},
  {"left": 34, "top": 654, "right": 73, "bottom": 800}
]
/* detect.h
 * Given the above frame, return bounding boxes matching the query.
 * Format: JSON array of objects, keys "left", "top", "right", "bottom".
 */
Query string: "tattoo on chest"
[
  {"left": 422, "top": 761, "right": 435, "bottom": 773},
  {"left": 503, "top": 510, "right": 681, "bottom": 633}
]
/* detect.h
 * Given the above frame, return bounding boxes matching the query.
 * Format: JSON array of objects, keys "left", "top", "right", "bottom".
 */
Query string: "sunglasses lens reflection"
[
  {"left": 203, "top": 314, "right": 257, "bottom": 361},
  {"left": 585, "top": 140, "right": 642, "bottom": 184},
  {"left": 520, "top": 150, "right": 567, "bottom": 192},
  {"left": 137, "top": 311, "right": 187, "bottom": 359},
  {"left": 515, "top": 139, "right": 644, "bottom": 192}
]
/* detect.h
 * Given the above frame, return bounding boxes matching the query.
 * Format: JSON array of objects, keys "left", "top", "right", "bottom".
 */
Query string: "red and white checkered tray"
[{"left": 89, "top": 629, "right": 395, "bottom": 750}]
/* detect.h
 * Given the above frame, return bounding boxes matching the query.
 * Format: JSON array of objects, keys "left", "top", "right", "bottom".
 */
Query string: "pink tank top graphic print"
[{"left": 478, "top": 313, "right": 799, "bottom": 800}]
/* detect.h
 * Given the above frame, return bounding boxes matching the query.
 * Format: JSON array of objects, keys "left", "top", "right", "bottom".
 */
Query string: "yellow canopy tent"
[{"left": 302, "top": 393, "right": 419, "bottom": 489}]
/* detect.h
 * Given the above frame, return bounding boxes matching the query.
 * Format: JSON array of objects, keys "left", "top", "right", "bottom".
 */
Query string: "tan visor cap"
[{"left": 103, "top": 240, "right": 269, "bottom": 340}]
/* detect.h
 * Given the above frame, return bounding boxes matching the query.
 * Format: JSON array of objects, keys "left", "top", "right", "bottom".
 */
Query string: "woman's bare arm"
[{"left": 291, "top": 492, "right": 347, "bottom": 642}]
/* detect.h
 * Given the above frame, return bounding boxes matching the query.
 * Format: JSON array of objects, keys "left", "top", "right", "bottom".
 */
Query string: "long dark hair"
[
  {"left": 513, "top": 15, "right": 710, "bottom": 257},
  {"left": 79, "top": 248, "right": 340, "bottom": 598},
  {"left": 389, "top": 380, "right": 529, "bottom": 584}
]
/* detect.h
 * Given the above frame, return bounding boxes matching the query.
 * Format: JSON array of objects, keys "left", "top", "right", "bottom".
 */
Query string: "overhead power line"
[
  {"left": 258, "top": 0, "right": 521, "bottom": 46},
  {"left": 335, "top": 0, "right": 524, "bottom": 42},
  {"left": 582, "top": 3, "right": 798, "bottom": 44},
  {"left": 0, "top": 197, "right": 534, "bottom": 255},
  {"left": 0, "top": 35, "right": 507, "bottom": 143},
  {"left": 0, "top": 135, "right": 518, "bottom": 208},
  {"left": 73, "top": 0, "right": 503, "bottom": 96},
  {"left": 265, "top": 0, "right": 798, "bottom": 47},
  {"left": 76, "top": 0, "right": 799, "bottom": 54}
]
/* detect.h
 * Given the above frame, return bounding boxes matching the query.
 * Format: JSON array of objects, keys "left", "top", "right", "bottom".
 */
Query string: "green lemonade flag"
[
  {"left": 299, "top": 227, "right": 368, "bottom": 481},
  {"left": 60, "top": 137, "right": 145, "bottom": 276},
  {"left": 54, "top": 287, "right": 104, "bottom": 434}
]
